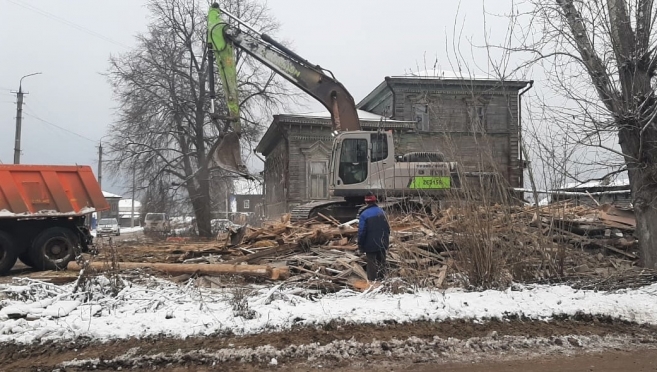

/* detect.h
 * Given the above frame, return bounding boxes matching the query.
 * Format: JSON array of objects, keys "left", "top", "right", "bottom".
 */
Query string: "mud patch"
[{"left": 1, "top": 317, "right": 657, "bottom": 371}]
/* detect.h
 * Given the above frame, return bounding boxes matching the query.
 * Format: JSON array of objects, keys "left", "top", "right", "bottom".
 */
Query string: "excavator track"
[
  {"left": 291, "top": 197, "right": 433, "bottom": 223},
  {"left": 290, "top": 200, "right": 359, "bottom": 223}
]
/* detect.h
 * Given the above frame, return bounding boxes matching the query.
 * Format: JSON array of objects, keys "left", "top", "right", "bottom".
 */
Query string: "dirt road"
[{"left": 2, "top": 318, "right": 656, "bottom": 372}]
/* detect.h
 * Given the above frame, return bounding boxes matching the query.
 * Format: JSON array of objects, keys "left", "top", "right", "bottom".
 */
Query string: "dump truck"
[{"left": 0, "top": 164, "right": 108, "bottom": 275}]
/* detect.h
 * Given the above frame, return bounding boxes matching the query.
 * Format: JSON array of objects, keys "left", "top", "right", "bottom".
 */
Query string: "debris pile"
[{"left": 64, "top": 202, "right": 643, "bottom": 291}]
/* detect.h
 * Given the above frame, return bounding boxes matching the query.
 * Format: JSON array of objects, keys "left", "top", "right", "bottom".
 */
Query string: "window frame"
[{"left": 307, "top": 160, "right": 329, "bottom": 199}]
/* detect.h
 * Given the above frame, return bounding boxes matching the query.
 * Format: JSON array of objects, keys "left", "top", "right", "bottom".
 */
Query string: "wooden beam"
[{"left": 67, "top": 261, "right": 289, "bottom": 280}]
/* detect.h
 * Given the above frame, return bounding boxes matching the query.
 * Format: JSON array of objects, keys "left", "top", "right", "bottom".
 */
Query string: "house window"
[
  {"left": 414, "top": 104, "right": 429, "bottom": 131},
  {"left": 308, "top": 161, "right": 328, "bottom": 199},
  {"left": 466, "top": 101, "right": 487, "bottom": 131},
  {"left": 243, "top": 199, "right": 250, "bottom": 210}
]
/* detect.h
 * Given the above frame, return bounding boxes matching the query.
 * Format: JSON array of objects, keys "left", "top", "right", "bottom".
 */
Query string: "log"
[{"left": 67, "top": 261, "right": 289, "bottom": 280}]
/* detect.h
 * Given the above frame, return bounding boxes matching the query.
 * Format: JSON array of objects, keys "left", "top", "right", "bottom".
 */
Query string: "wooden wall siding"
[
  {"left": 260, "top": 79, "right": 528, "bottom": 219},
  {"left": 263, "top": 140, "right": 288, "bottom": 218},
  {"left": 551, "top": 193, "right": 632, "bottom": 209},
  {"left": 385, "top": 83, "right": 522, "bottom": 188},
  {"left": 235, "top": 194, "right": 264, "bottom": 213},
  {"left": 395, "top": 133, "right": 511, "bottom": 175}
]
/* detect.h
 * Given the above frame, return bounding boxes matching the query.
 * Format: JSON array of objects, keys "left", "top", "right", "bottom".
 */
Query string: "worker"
[{"left": 357, "top": 192, "right": 390, "bottom": 282}]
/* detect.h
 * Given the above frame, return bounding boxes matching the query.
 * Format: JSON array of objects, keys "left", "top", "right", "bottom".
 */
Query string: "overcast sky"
[{"left": 0, "top": 0, "right": 522, "bottom": 196}]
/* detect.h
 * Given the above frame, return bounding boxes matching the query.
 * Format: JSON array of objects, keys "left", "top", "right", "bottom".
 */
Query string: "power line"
[
  {"left": 4, "top": 0, "right": 131, "bottom": 49},
  {"left": 23, "top": 112, "right": 98, "bottom": 143}
]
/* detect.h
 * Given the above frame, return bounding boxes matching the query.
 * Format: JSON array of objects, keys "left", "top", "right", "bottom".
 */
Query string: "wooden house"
[
  {"left": 358, "top": 70, "right": 532, "bottom": 188},
  {"left": 255, "top": 70, "right": 532, "bottom": 218}
]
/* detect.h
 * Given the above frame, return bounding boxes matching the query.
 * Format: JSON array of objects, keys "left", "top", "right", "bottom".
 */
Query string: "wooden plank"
[
  {"left": 351, "top": 262, "right": 368, "bottom": 281},
  {"left": 602, "top": 245, "right": 638, "bottom": 260},
  {"left": 318, "top": 213, "right": 341, "bottom": 226},
  {"left": 222, "top": 244, "right": 300, "bottom": 265},
  {"left": 322, "top": 245, "right": 358, "bottom": 251},
  {"left": 599, "top": 208, "right": 636, "bottom": 228}
]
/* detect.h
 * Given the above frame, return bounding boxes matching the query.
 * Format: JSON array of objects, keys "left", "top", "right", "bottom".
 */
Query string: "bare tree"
[
  {"left": 106, "top": 0, "right": 293, "bottom": 237},
  {"left": 503, "top": 0, "right": 657, "bottom": 267}
]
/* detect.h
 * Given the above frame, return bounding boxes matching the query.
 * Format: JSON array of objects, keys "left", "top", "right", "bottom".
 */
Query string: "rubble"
[{"left": 80, "top": 202, "right": 645, "bottom": 291}]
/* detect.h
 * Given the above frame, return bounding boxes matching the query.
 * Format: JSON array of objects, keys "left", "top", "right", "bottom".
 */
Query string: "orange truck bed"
[{"left": 0, "top": 165, "right": 109, "bottom": 218}]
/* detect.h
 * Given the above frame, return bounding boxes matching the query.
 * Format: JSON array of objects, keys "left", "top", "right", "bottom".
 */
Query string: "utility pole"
[
  {"left": 13, "top": 72, "right": 41, "bottom": 164},
  {"left": 97, "top": 142, "right": 103, "bottom": 189},
  {"left": 225, "top": 187, "right": 229, "bottom": 219},
  {"left": 131, "top": 167, "right": 136, "bottom": 228},
  {"left": 13, "top": 89, "right": 24, "bottom": 164}
]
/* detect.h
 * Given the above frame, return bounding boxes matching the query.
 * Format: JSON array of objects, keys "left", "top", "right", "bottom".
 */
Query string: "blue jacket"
[{"left": 357, "top": 204, "right": 390, "bottom": 253}]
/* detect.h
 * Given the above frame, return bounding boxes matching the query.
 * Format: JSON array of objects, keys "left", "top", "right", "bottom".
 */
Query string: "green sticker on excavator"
[{"left": 408, "top": 176, "right": 451, "bottom": 189}]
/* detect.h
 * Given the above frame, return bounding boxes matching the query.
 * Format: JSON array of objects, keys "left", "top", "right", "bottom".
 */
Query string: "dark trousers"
[{"left": 366, "top": 250, "right": 387, "bottom": 281}]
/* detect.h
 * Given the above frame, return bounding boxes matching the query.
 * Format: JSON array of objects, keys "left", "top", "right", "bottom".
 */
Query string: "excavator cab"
[{"left": 331, "top": 132, "right": 395, "bottom": 196}]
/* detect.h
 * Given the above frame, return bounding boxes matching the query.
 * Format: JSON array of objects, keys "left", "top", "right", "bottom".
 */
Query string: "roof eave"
[
  {"left": 357, "top": 80, "right": 389, "bottom": 110},
  {"left": 255, "top": 117, "right": 281, "bottom": 156},
  {"left": 387, "top": 76, "right": 532, "bottom": 87}
]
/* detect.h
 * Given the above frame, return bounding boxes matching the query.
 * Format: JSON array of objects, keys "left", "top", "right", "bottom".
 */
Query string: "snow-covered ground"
[
  {"left": 1, "top": 276, "right": 657, "bottom": 345},
  {"left": 119, "top": 226, "right": 144, "bottom": 234}
]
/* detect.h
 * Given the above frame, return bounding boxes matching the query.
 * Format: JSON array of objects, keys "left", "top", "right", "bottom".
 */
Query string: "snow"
[
  {"left": 1, "top": 276, "right": 657, "bottom": 345},
  {"left": 102, "top": 191, "right": 122, "bottom": 199},
  {"left": 289, "top": 109, "right": 398, "bottom": 121},
  {"left": 394, "top": 69, "right": 495, "bottom": 81},
  {"left": 0, "top": 206, "right": 96, "bottom": 218},
  {"left": 120, "top": 226, "right": 143, "bottom": 234},
  {"left": 562, "top": 178, "right": 630, "bottom": 190},
  {"left": 118, "top": 199, "right": 141, "bottom": 211}
]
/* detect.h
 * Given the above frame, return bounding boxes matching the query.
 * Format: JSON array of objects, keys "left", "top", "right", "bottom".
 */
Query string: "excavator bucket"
[{"left": 212, "top": 132, "right": 246, "bottom": 175}]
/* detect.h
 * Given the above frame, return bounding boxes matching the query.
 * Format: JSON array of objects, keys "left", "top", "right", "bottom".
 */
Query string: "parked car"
[
  {"left": 211, "top": 219, "right": 239, "bottom": 234},
  {"left": 144, "top": 213, "right": 170, "bottom": 235},
  {"left": 98, "top": 218, "right": 121, "bottom": 236}
]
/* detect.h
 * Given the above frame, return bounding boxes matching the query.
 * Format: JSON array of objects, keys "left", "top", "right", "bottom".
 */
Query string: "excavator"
[{"left": 207, "top": 4, "right": 480, "bottom": 222}]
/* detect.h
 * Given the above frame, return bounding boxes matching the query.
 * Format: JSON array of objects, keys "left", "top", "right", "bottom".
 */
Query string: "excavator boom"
[
  {"left": 206, "top": 3, "right": 360, "bottom": 175},
  {"left": 207, "top": 5, "right": 246, "bottom": 176}
]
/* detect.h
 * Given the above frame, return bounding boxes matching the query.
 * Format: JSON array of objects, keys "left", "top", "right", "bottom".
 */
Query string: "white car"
[
  {"left": 98, "top": 218, "right": 121, "bottom": 236},
  {"left": 144, "top": 213, "right": 170, "bottom": 234}
]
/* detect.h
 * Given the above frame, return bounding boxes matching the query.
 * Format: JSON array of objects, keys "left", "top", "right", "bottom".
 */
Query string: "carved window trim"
[{"left": 301, "top": 141, "right": 331, "bottom": 200}]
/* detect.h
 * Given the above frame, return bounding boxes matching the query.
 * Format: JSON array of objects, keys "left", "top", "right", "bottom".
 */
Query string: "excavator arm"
[{"left": 206, "top": 3, "right": 360, "bottom": 174}]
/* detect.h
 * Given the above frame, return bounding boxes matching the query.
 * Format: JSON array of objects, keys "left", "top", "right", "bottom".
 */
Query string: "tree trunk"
[
  {"left": 197, "top": 175, "right": 213, "bottom": 237},
  {"left": 619, "top": 124, "right": 657, "bottom": 268},
  {"left": 626, "top": 163, "right": 657, "bottom": 268},
  {"left": 633, "top": 203, "right": 657, "bottom": 268},
  {"left": 187, "top": 181, "right": 213, "bottom": 238}
]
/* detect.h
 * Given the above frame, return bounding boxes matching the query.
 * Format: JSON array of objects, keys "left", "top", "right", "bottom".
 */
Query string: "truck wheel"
[
  {"left": 0, "top": 232, "right": 18, "bottom": 275},
  {"left": 19, "top": 252, "right": 35, "bottom": 267},
  {"left": 29, "top": 227, "right": 78, "bottom": 271}
]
